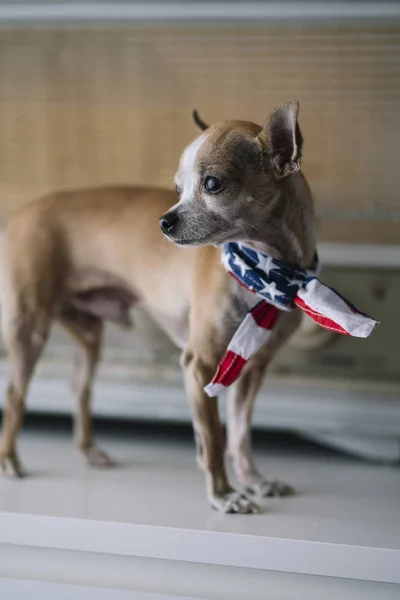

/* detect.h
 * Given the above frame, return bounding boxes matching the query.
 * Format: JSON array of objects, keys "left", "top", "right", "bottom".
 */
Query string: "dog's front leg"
[
  {"left": 227, "top": 311, "right": 301, "bottom": 498},
  {"left": 226, "top": 355, "right": 293, "bottom": 498},
  {"left": 182, "top": 349, "right": 259, "bottom": 514}
]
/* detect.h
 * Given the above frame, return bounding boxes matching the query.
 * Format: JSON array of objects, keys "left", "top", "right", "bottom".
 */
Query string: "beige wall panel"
[{"left": 0, "top": 25, "right": 398, "bottom": 242}]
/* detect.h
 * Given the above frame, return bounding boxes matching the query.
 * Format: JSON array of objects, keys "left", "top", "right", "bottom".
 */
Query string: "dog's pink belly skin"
[
  {"left": 69, "top": 286, "right": 137, "bottom": 327},
  {"left": 62, "top": 279, "right": 189, "bottom": 349}
]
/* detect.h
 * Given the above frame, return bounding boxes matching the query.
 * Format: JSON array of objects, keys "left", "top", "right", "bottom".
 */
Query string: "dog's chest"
[{"left": 216, "top": 279, "right": 256, "bottom": 345}]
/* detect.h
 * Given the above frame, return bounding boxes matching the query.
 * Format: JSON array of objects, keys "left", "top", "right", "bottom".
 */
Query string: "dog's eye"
[
  {"left": 204, "top": 176, "right": 224, "bottom": 194},
  {"left": 175, "top": 184, "right": 181, "bottom": 196}
]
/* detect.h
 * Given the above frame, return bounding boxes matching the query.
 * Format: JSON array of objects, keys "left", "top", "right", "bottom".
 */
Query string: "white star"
[
  {"left": 285, "top": 277, "right": 305, "bottom": 288},
  {"left": 232, "top": 253, "right": 249, "bottom": 277},
  {"left": 221, "top": 251, "right": 231, "bottom": 271},
  {"left": 258, "top": 281, "right": 287, "bottom": 303},
  {"left": 258, "top": 254, "right": 277, "bottom": 276}
]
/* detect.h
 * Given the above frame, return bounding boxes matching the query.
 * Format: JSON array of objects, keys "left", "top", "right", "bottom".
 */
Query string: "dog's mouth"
[
  {"left": 165, "top": 223, "right": 241, "bottom": 248},
  {"left": 172, "top": 237, "right": 209, "bottom": 247},
  {"left": 171, "top": 230, "right": 239, "bottom": 248}
]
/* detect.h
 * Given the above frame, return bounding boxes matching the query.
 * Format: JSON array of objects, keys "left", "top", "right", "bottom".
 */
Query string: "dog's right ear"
[
  {"left": 260, "top": 100, "right": 303, "bottom": 179},
  {"left": 192, "top": 109, "right": 209, "bottom": 131}
]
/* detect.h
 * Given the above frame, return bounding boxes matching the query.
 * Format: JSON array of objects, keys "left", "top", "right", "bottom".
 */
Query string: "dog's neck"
[{"left": 238, "top": 172, "right": 316, "bottom": 270}]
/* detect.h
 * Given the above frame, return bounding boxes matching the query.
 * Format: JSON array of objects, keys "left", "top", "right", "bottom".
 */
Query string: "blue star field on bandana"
[{"left": 222, "top": 242, "right": 317, "bottom": 310}]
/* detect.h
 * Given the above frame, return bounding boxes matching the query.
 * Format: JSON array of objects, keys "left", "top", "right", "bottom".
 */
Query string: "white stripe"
[
  {"left": 175, "top": 132, "right": 207, "bottom": 206},
  {"left": 204, "top": 382, "right": 225, "bottom": 397},
  {"left": 227, "top": 312, "right": 273, "bottom": 360},
  {"left": 298, "top": 279, "right": 377, "bottom": 338}
]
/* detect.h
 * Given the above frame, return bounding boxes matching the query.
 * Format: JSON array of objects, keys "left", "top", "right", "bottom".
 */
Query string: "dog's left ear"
[
  {"left": 192, "top": 109, "right": 209, "bottom": 131},
  {"left": 260, "top": 100, "right": 303, "bottom": 178}
]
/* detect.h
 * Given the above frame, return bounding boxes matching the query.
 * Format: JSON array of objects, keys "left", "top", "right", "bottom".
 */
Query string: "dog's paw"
[
  {"left": 245, "top": 477, "right": 293, "bottom": 498},
  {"left": 83, "top": 446, "right": 115, "bottom": 468},
  {"left": 211, "top": 491, "right": 260, "bottom": 514},
  {"left": 0, "top": 451, "right": 26, "bottom": 478}
]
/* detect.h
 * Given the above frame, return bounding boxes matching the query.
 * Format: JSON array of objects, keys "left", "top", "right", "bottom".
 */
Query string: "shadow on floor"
[{"left": 14, "top": 412, "right": 368, "bottom": 464}]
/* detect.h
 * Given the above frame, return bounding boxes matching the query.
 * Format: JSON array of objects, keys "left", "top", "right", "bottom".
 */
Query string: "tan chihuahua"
[{"left": 0, "top": 100, "right": 314, "bottom": 513}]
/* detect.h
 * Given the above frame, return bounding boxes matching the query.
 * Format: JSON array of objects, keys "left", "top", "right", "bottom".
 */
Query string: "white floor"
[{"left": 0, "top": 419, "right": 399, "bottom": 597}]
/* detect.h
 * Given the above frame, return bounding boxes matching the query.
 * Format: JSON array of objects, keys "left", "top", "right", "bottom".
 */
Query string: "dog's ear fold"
[
  {"left": 192, "top": 109, "right": 209, "bottom": 131},
  {"left": 260, "top": 100, "right": 303, "bottom": 178}
]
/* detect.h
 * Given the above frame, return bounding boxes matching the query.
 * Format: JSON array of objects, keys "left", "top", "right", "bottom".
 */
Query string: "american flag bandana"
[{"left": 204, "top": 242, "right": 377, "bottom": 397}]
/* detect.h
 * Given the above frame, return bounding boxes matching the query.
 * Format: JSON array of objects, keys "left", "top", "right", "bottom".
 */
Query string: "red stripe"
[
  {"left": 294, "top": 296, "right": 350, "bottom": 336},
  {"left": 251, "top": 301, "right": 279, "bottom": 329},
  {"left": 209, "top": 350, "right": 247, "bottom": 387}
]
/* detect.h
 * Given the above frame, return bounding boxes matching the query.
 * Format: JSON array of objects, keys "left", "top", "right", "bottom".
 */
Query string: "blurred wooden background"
[{"left": 0, "top": 24, "right": 398, "bottom": 243}]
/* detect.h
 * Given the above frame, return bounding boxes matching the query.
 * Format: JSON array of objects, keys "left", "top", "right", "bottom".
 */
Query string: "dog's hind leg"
[
  {"left": 57, "top": 308, "right": 113, "bottom": 467},
  {"left": 0, "top": 313, "right": 50, "bottom": 477},
  {"left": 227, "top": 310, "right": 301, "bottom": 498}
]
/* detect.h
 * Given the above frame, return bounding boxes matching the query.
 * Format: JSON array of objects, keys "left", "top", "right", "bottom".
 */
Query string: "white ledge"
[
  {"left": 318, "top": 243, "right": 400, "bottom": 269},
  {"left": 1, "top": 512, "right": 399, "bottom": 585},
  {"left": 0, "top": 2, "right": 399, "bottom": 23}
]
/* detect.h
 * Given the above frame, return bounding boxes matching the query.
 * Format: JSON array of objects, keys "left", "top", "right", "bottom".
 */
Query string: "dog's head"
[{"left": 159, "top": 100, "right": 303, "bottom": 247}]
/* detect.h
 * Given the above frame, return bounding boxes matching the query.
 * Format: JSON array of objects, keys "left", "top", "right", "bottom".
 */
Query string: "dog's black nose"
[{"left": 159, "top": 211, "right": 178, "bottom": 234}]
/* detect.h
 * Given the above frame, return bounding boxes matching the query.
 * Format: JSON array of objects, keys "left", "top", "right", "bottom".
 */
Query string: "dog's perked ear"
[
  {"left": 260, "top": 100, "right": 303, "bottom": 179},
  {"left": 192, "top": 109, "right": 209, "bottom": 131}
]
